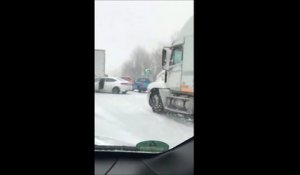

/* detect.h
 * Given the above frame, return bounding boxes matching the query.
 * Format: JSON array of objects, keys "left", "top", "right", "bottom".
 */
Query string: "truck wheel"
[
  {"left": 150, "top": 91, "right": 164, "bottom": 113},
  {"left": 112, "top": 87, "right": 120, "bottom": 94}
]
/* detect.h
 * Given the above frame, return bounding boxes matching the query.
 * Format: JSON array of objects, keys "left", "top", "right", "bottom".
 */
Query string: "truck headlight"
[{"left": 174, "top": 99, "right": 184, "bottom": 109}]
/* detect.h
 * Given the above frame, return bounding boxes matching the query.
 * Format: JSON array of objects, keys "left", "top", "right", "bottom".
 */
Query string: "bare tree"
[
  {"left": 120, "top": 41, "right": 170, "bottom": 81},
  {"left": 149, "top": 48, "right": 163, "bottom": 80},
  {"left": 120, "top": 46, "right": 150, "bottom": 80}
]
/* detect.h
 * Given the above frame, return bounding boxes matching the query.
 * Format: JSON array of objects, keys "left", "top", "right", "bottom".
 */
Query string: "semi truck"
[
  {"left": 147, "top": 16, "right": 194, "bottom": 116},
  {"left": 95, "top": 49, "right": 105, "bottom": 78}
]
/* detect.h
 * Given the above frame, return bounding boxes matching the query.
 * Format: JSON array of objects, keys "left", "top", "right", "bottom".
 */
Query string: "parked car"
[
  {"left": 121, "top": 76, "right": 134, "bottom": 84},
  {"left": 121, "top": 76, "right": 134, "bottom": 90},
  {"left": 133, "top": 78, "right": 151, "bottom": 93},
  {"left": 95, "top": 77, "right": 132, "bottom": 94}
]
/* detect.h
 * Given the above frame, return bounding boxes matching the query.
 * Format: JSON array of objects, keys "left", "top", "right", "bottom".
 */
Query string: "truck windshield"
[
  {"left": 95, "top": 0, "right": 194, "bottom": 153},
  {"left": 171, "top": 46, "right": 183, "bottom": 65}
]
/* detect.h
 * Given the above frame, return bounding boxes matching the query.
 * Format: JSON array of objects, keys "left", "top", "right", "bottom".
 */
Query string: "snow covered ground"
[{"left": 95, "top": 91, "right": 193, "bottom": 149}]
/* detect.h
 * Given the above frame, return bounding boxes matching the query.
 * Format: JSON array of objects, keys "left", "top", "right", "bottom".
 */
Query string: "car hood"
[{"left": 95, "top": 136, "right": 135, "bottom": 146}]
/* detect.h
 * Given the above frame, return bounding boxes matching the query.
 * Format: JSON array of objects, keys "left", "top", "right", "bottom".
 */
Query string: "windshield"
[{"left": 95, "top": 0, "right": 194, "bottom": 153}]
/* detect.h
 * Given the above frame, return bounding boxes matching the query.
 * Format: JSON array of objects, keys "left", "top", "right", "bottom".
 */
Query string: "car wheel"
[
  {"left": 122, "top": 91, "right": 127, "bottom": 94},
  {"left": 149, "top": 91, "right": 164, "bottom": 113},
  {"left": 112, "top": 87, "right": 120, "bottom": 94}
]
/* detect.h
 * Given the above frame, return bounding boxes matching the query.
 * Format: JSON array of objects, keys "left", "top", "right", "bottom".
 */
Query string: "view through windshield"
[{"left": 95, "top": 0, "right": 194, "bottom": 153}]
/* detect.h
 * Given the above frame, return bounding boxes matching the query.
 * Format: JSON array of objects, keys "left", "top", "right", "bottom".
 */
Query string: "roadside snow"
[{"left": 95, "top": 91, "right": 193, "bottom": 149}]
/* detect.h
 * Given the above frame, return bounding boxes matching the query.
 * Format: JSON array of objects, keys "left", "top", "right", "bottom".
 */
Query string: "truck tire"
[
  {"left": 149, "top": 91, "right": 164, "bottom": 113},
  {"left": 112, "top": 87, "right": 120, "bottom": 94}
]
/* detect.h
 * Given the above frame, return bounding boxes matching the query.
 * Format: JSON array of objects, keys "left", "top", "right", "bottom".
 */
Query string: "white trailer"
[
  {"left": 147, "top": 16, "right": 194, "bottom": 116},
  {"left": 95, "top": 49, "right": 105, "bottom": 78}
]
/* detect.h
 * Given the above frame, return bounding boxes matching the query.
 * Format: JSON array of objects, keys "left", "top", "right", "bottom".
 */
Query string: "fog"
[{"left": 95, "top": 1, "right": 193, "bottom": 76}]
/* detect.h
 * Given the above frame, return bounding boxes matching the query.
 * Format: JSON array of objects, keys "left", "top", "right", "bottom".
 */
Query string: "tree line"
[
  {"left": 120, "top": 46, "right": 163, "bottom": 81},
  {"left": 119, "top": 32, "right": 179, "bottom": 81}
]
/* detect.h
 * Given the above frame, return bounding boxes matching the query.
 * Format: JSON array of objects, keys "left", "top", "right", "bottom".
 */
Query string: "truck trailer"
[{"left": 95, "top": 49, "right": 105, "bottom": 78}]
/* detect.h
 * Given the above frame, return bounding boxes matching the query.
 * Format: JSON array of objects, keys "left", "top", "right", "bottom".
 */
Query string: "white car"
[{"left": 95, "top": 77, "right": 132, "bottom": 94}]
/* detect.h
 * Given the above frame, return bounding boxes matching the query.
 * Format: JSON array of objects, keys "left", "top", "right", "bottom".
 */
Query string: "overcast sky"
[{"left": 95, "top": 0, "right": 193, "bottom": 75}]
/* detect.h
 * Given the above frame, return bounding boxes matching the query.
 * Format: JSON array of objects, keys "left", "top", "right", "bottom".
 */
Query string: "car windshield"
[{"left": 95, "top": 0, "right": 194, "bottom": 153}]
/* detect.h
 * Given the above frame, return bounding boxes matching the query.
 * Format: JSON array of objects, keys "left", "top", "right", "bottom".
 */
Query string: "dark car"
[{"left": 133, "top": 78, "right": 151, "bottom": 92}]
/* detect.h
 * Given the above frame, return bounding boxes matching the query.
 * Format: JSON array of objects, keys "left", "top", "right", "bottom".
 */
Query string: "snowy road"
[{"left": 95, "top": 91, "right": 193, "bottom": 149}]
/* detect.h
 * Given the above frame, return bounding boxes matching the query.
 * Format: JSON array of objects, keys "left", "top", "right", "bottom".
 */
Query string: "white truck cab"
[
  {"left": 147, "top": 70, "right": 166, "bottom": 102},
  {"left": 147, "top": 16, "right": 194, "bottom": 116}
]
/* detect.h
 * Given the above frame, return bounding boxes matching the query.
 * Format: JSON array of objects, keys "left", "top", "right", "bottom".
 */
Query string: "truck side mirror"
[{"left": 162, "top": 48, "right": 171, "bottom": 70}]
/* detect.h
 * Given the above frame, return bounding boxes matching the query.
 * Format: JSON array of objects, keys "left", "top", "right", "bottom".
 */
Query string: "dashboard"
[{"left": 95, "top": 138, "right": 193, "bottom": 175}]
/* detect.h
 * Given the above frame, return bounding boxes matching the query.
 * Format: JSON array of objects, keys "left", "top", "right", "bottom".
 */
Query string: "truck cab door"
[{"left": 166, "top": 46, "right": 183, "bottom": 91}]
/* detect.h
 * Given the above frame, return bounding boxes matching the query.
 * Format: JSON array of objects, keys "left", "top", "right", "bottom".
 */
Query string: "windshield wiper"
[
  {"left": 95, "top": 145, "right": 139, "bottom": 152},
  {"left": 95, "top": 140, "right": 170, "bottom": 153},
  {"left": 95, "top": 145, "right": 167, "bottom": 153}
]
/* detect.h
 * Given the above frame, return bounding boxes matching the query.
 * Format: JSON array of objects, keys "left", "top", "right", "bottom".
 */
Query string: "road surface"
[{"left": 95, "top": 91, "right": 193, "bottom": 149}]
